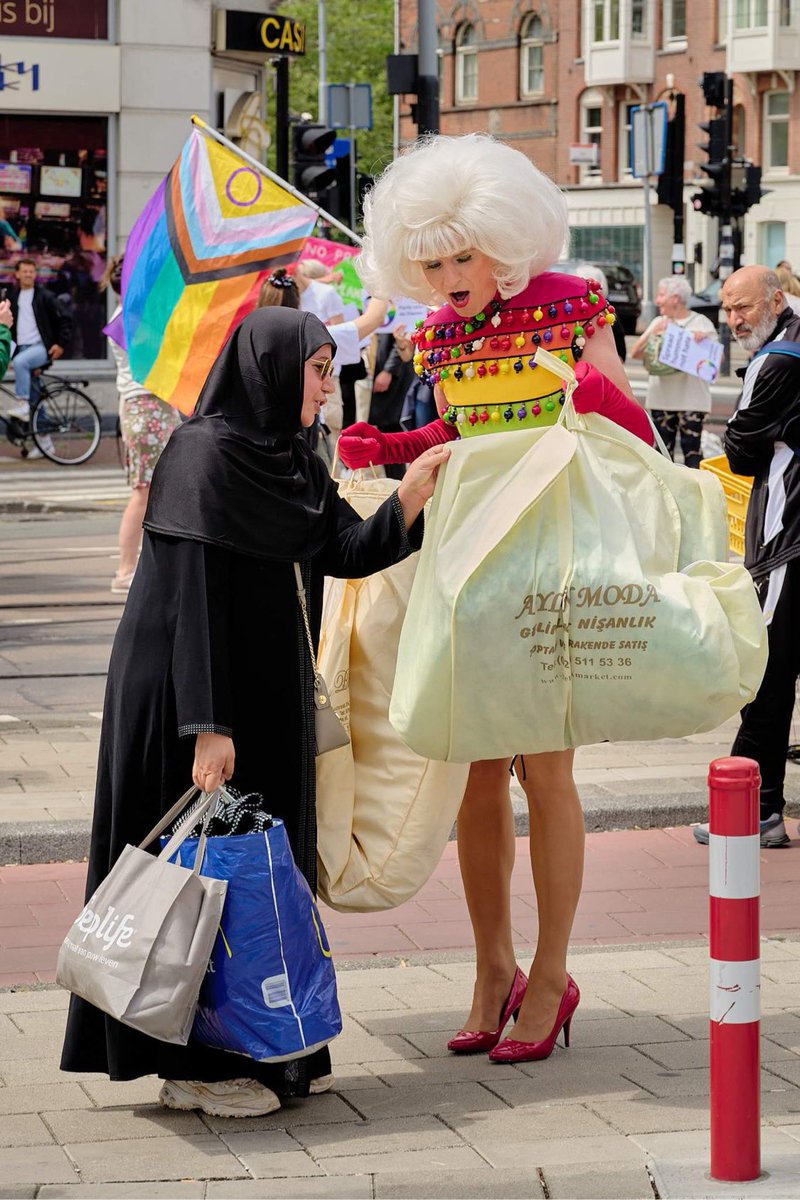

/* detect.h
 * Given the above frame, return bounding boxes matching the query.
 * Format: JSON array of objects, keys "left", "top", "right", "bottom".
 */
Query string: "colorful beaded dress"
[{"left": 410, "top": 273, "right": 614, "bottom": 436}]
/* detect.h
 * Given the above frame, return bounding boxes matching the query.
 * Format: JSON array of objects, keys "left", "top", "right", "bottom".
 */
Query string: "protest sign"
[{"left": 658, "top": 323, "right": 723, "bottom": 383}]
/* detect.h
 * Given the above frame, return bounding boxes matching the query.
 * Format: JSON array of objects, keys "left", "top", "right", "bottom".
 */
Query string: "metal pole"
[
  {"left": 393, "top": 0, "right": 400, "bottom": 157},
  {"left": 191, "top": 115, "right": 362, "bottom": 245},
  {"left": 417, "top": 0, "right": 439, "bottom": 135},
  {"left": 274, "top": 56, "right": 290, "bottom": 183},
  {"left": 318, "top": 0, "right": 327, "bottom": 124},
  {"left": 708, "top": 757, "right": 761, "bottom": 1183},
  {"left": 641, "top": 107, "right": 656, "bottom": 326},
  {"left": 349, "top": 128, "right": 357, "bottom": 232}
]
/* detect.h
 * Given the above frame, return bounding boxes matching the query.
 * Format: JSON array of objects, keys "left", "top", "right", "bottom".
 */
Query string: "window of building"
[
  {"left": 631, "top": 0, "right": 647, "bottom": 36},
  {"left": 0, "top": 115, "right": 108, "bottom": 361},
  {"left": 455, "top": 23, "right": 478, "bottom": 104},
  {"left": 581, "top": 92, "right": 604, "bottom": 180},
  {"left": 735, "top": 0, "right": 768, "bottom": 27},
  {"left": 591, "top": 0, "right": 620, "bottom": 43},
  {"left": 764, "top": 91, "right": 789, "bottom": 170},
  {"left": 520, "top": 13, "right": 545, "bottom": 97},
  {"left": 664, "top": 0, "right": 687, "bottom": 39},
  {"left": 779, "top": 0, "right": 793, "bottom": 25},
  {"left": 760, "top": 222, "right": 786, "bottom": 266},
  {"left": 571, "top": 224, "right": 644, "bottom": 283},
  {"left": 618, "top": 101, "right": 638, "bottom": 178}
]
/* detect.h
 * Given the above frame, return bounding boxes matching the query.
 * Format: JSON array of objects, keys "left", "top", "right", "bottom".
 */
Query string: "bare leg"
[
  {"left": 117, "top": 485, "right": 149, "bottom": 577},
  {"left": 456, "top": 757, "right": 518, "bottom": 1030},
  {"left": 512, "top": 749, "right": 585, "bottom": 1043}
]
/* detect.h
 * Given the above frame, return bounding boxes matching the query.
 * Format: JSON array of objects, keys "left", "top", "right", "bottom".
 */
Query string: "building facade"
[
  {"left": 0, "top": 0, "right": 276, "bottom": 374},
  {"left": 397, "top": 0, "right": 800, "bottom": 291}
]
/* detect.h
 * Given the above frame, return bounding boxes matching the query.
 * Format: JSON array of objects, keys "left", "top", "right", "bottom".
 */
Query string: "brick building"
[{"left": 397, "top": 0, "right": 800, "bottom": 290}]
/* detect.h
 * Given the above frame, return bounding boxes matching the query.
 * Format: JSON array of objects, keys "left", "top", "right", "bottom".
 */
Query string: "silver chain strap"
[{"left": 294, "top": 562, "right": 321, "bottom": 686}]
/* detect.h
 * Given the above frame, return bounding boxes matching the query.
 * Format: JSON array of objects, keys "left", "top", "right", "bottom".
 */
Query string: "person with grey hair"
[
  {"left": 631, "top": 274, "right": 717, "bottom": 468},
  {"left": 694, "top": 265, "right": 800, "bottom": 848}
]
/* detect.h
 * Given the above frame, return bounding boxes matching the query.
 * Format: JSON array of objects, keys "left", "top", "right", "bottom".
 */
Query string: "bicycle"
[{"left": 0, "top": 365, "right": 102, "bottom": 465}]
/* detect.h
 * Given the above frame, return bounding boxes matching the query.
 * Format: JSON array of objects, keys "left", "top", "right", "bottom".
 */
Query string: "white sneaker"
[
  {"left": 309, "top": 1073, "right": 334, "bottom": 1094},
  {"left": 158, "top": 1077, "right": 281, "bottom": 1118},
  {"left": 7, "top": 401, "right": 30, "bottom": 420},
  {"left": 24, "top": 447, "right": 44, "bottom": 460}
]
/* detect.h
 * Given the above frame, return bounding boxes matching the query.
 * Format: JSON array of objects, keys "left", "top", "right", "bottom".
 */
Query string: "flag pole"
[{"left": 191, "top": 114, "right": 362, "bottom": 247}]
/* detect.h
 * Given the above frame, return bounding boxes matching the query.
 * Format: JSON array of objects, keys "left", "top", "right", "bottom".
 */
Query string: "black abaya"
[
  {"left": 61, "top": 305, "right": 425, "bottom": 1092},
  {"left": 61, "top": 489, "right": 420, "bottom": 1089}
]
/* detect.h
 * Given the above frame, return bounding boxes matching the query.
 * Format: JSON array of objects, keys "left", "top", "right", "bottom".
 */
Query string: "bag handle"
[
  {"left": 535, "top": 346, "right": 672, "bottom": 459},
  {"left": 138, "top": 785, "right": 221, "bottom": 875},
  {"left": 294, "top": 562, "right": 322, "bottom": 689}
]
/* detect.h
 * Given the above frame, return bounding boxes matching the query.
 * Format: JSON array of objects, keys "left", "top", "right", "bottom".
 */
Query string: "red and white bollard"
[{"left": 708, "top": 756, "right": 761, "bottom": 1183}]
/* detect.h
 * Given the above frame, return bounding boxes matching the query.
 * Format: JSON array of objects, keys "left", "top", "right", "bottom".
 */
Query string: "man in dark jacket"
[
  {"left": 7, "top": 257, "right": 72, "bottom": 420},
  {"left": 693, "top": 265, "right": 800, "bottom": 848}
]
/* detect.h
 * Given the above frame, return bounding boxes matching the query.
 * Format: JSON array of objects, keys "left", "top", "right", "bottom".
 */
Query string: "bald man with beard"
[{"left": 694, "top": 265, "right": 800, "bottom": 848}]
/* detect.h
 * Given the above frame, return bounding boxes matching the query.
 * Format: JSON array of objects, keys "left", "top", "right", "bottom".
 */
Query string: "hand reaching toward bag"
[
  {"left": 396, "top": 443, "right": 452, "bottom": 528},
  {"left": 572, "top": 361, "right": 653, "bottom": 445},
  {"left": 193, "top": 732, "right": 235, "bottom": 793},
  {"left": 339, "top": 418, "right": 458, "bottom": 468}
]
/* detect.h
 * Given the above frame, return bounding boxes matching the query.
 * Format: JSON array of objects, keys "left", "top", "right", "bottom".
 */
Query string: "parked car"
[
  {"left": 556, "top": 258, "right": 641, "bottom": 335},
  {"left": 687, "top": 278, "right": 721, "bottom": 326},
  {"left": 593, "top": 262, "right": 642, "bottom": 335}
]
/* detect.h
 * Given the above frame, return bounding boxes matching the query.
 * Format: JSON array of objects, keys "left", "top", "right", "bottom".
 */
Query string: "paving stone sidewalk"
[
  {"left": 3, "top": 710, "right": 800, "bottom": 864},
  {"left": 1, "top": 941, "right": 800, "bottom": 1198}
]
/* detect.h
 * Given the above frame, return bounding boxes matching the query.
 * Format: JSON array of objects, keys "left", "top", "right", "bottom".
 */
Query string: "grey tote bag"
[{"left": 56, "top": 787, "right": 227, "bottom": 1045}]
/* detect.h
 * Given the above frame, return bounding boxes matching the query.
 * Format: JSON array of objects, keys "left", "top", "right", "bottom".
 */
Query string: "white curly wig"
[{"left": 356, "top": 134, "right": 569, "bottom": 303}]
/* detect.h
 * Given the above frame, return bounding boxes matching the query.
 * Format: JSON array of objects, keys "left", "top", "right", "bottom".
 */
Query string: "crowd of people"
[{"left": 0, "top": 130, "right": 784, "bottom": 1120}]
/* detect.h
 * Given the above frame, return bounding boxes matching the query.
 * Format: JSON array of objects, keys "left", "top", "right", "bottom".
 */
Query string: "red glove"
[
  {"left": 338, "top": 418, "right": 458, "bottom": 467},
  {"left": 572, "top": 361, "right": 653, "bottom": 446}
]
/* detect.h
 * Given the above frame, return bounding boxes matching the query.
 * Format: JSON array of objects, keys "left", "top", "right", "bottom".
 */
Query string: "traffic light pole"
[
  {"left": 275, "top": 56, "right": 290, "bottom": 182},
  {"left": 191, "top": 115, "right": 362, "bottom": 245},
  {"left": 417, "top": 0, "right": 440, "bottom": 135}
]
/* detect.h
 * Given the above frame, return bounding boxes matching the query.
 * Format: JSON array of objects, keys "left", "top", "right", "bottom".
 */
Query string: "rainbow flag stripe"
[{"left": 118, "top": 126, "right": 317, "bottom": 414}]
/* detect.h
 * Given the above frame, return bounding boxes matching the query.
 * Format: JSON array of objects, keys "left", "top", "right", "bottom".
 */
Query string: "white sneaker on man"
[
  {"left": 7, "top": 401, "right": 30, "bottom": 420},
  {"left": 158, "top": 1077, "right": 281, "bottom": 1118}
]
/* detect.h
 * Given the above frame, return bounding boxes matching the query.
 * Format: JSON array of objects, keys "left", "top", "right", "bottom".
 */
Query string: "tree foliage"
[{"left": 278, "top": 0, "right": 396, "bottom": 179}]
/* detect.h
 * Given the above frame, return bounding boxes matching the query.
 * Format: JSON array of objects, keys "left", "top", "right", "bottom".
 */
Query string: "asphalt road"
[{"left": 0, "top": 510, "right": 122, "bottom": 716}]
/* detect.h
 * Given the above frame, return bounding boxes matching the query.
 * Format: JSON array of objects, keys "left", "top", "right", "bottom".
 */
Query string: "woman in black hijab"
[{"left": 60, "top": 308, "right": 448, "bottom": 1117}]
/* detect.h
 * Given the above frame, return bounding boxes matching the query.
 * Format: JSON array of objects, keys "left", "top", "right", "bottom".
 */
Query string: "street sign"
[
  {"left": 328, "top": 83, "right": 373, "bottom": 131},
  {"left": 630, "top": 102, "right": 668, "bottom": 178},
  {"left": 215, "top": 11, "right": 306, "bottom": 56},
  {"left": 569, "top": 143, "right": 599, "bottom": 166}
]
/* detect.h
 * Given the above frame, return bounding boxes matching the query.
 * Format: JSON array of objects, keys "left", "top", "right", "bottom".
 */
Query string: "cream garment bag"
[{"left": 315, "top": 474, "right": 469, "bottom": 912}]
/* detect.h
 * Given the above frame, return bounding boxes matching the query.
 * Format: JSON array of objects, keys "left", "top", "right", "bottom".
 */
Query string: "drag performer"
[{"left": 340, "top": 134, "right": 652, "bottom": 1064}]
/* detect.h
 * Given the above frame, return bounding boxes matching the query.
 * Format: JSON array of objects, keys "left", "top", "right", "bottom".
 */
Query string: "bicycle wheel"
[{"left": 31, "top": 386, "right": 102, "bottom": 465}]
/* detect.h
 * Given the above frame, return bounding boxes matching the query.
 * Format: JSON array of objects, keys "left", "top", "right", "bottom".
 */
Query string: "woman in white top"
[
  {"left": 102, "top": 256, "right": 180, "bottom": 594},
  {"left": 631, "top": 275, "right": 717, "bottom": 468}
]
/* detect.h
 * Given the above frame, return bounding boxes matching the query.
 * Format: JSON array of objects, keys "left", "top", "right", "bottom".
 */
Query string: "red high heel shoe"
[
  {"left": 447, "top": 966, "right": 528, "bottom": 1055},
  {"left": 488, "top": 974, "right": 580, "bottom": 1063}
]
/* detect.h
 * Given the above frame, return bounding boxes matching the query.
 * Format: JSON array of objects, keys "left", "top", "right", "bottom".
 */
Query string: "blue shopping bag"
[{"left": 169, "top": 820, "right": 341, "bottom": 1062}]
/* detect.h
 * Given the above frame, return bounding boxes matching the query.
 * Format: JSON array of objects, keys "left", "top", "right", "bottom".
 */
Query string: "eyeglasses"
[{"left": 311, "top": 358, "right": 334, "bottom": 380}]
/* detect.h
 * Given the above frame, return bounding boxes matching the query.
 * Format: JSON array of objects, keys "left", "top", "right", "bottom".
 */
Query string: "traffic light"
[
  {"left": 701, "top": 71, "right": 727, "bottom": 109},
  {"left": 292, "top": 122, "right": 337, "bottom": 202},
  {"left": 692, "top": 115, "right": 729, "bottom": 218},
  {"left": 730, "top": 164, "right": 772, "bottom": 217}
]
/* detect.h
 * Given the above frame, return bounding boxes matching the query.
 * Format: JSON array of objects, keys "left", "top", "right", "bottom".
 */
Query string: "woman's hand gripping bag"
[
  {"left": 389, "top": 353, "right": 767, "bottom": 762},
  {"left": 315, "top": 475, "right": 469, "bottom": 912},
  {"left": 170, "top": 820, "right": 341, "bottom": 1062}
]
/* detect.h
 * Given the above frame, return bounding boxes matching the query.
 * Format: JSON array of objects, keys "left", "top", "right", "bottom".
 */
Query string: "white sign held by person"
[
  {"left": 658, "top": 323, "right": 723, "bottom": 383},
  {"left": 380, "top": 297, "right": 431, "bottom": 335}
]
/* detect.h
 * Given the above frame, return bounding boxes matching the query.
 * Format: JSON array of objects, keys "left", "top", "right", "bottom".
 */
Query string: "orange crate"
[{"left": 700, "top": 454, "right": 753, "bottom": 557}]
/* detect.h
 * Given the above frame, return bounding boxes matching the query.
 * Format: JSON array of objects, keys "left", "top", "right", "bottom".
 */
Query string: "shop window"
[
  {"left": 663, "top": 0, "right": 687, "bottom": 40},
  {"left": 764, "top": 91, "right": 789, "bottom": 170},
  {"left": 455, "top": 24, "right": 478, "bottom": 105},
  {"left": 591, "top": 0, "right": 620, "bottom": 43},
  {"left": 0, "top": 115, "right": 107, "bottom": 361},
  {"left": 520, "top": 13, "right": 544, "bottom": 98},
  {"left": 571, "top": 224, "right": 644, "bottom": 283}
]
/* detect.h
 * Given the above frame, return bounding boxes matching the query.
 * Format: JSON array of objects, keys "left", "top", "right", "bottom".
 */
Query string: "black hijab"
[{"left": 144, "top": 308, "right": 338, "bottom": 562}]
